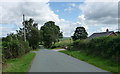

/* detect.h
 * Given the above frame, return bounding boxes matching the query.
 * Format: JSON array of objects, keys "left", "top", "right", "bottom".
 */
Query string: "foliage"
[
  {"left": 2, "top": 52, "right": 36, "bottom": 72},
  {"left": 2, "top": 34, "right": 31, "bottom": 61},
  {"left": 2, "top": 17, "right": 40, "bottom": 66},
  {"left": 2, "top": 30, "right": 31, "bottom": 64},
  {"left": 72, "top": 27, "right": 88, "bottom": 41},
  {"left": 69, "top": 36, "right": 120, "bottom": 62},
  {"left": 40, "top": 21, "right": 63, "bottom": 48},
  {"left": 28, "top": 27, "right": 40, "bottom": 49},
  {"left": 23, "top": 18, "right": 40, "bottom": 49}
]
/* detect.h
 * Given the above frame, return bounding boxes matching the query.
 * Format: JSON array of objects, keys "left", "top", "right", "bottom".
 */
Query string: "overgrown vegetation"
[
  {"left": 68, "top": 36, "right": 120, "bottom": 63},
  {"left": 2, "top": 17, "right": 41, "bottom": 64},
  {"left": 2, "top": 15, "right": 62, "bottom": 70},
  {"left": 2, "top": 52, "right": 36, "bottom": 72},
  {"left": 2, "top": 34, "right": 31, "bottom": 64}
]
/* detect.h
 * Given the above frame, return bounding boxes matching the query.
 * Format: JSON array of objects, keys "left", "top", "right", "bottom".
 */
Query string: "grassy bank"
[
  {"left": 2, "top": 52, "right": 36, "bottom": 72},
  {"left": 60, "top": 50, "right": 119, "bottom": 73}
]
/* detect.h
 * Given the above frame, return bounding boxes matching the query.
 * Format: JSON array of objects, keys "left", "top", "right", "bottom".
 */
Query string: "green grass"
[
  {"left": 55, "top": 42, "right": 71, "bottom": 47},
  {"left": 55, "top": 38, "right": 73, "bottom": 47},
  {"left": 2, "top": 52, "right": 36, "bottom": 72},
  {"left": 60, "top": 50, "right": 119, "bottom": 73}
]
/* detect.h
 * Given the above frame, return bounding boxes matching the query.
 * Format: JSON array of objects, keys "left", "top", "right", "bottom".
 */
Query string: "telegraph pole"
[{"left": 23, "top": 14, "right": 26, "bottom": 42}]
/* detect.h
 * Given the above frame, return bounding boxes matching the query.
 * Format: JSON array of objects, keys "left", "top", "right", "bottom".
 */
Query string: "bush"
[
  {"left": 19, "top": 41, "right": 31, "bottom": 53},
  {"left": 88, "top": 36, "right": 120, "bottom": 59},
  {"left": 2, "top": 39, "right": 31, "bottom": 60},
  {"left": 2, "top": 40, "right": 23, "bottom": 59},
  {"left": 72, "top": 40, "right": 88, "bottom": 51},
  {"left": 70, "top": 36, "right": 120, "bottom": 62}
]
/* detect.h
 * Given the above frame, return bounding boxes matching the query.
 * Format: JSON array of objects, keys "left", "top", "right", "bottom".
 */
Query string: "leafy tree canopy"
[
  {"left": 40, "top": 21, "right": 63, "bottom": 48},
  {"left": 72, "top": 27, "right": 88, "bottom": 41}
]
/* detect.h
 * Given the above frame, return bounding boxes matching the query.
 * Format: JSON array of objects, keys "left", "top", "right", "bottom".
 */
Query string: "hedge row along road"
[{"left": 29, "top": 46, "right": 108, "bottom": 72}]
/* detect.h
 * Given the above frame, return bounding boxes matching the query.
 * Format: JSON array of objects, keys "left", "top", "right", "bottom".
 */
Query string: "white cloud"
[
  {"left": 0, "top": 1, "right": 78, "bottom": 37},
  {"left": 69, "top": 3, "right": 76, "bottom": 7},
  {"left": 77, "top": 2, "right": 118, "bottom": 36},
  {"left": 79, "top": 2, "right": 118, "bottom": 25},
  {"left": 99, "top": 25, "right": 118, "bottom": 32},
  {"left": 56, "top": 9, "right": 59, "bottom": 12},
  {"left": 0, "top": 1, "right": 61, "bottom": 37},
  {"left": 60, "top": 19, "right": 65, "bottom": 22},
  {"left": 1, "top": 1, "right": 118, "bottom": 37},
  {"left": 1, "top": 0, "right": 50, "bottom": 2},
  {"left": 64, "top": 7, "right": 73, "bottom": 12},
  {"left": 1, "top": 1, "right": 60, "bottom": 25},
  {"left": 0, "top": 27, "right": 17, "bottom": 37}
]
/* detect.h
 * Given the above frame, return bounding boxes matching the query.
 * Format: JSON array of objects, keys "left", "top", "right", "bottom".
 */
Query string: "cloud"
[
  {"left": 0, "top": 1, "right": 77, "bottom": 37},
  {"left": 0, "top": 1, "right": 61, "bottom": 37},
  {"left": 58, "top": 19, "right": 81, "bottom": 37},
  {"left": 77, "top": 2, "right": 118, "bottom": 36},
  {"left": 0, "top": 27, "right": 17, "bottom": 37},
  {"left": 56, "top": 9, "right": 59, "bottom": 12},
  {"left": 98, "top": 25, "right": 118, "bottom": 32},
  {"left": 69, "top": 3, "right": 76, "bottom": 7},
  {"left": 79, "top": 2, "right": 118, "bottom": 25},
  {"left": 1, "top": 2, "right": 60, "bottom": 26},
  {"left": 64, "top": 7, "right": 73, "bottom": 12},
  {"left": 1, "top": 0, "right": 50, "bottom": 2}
]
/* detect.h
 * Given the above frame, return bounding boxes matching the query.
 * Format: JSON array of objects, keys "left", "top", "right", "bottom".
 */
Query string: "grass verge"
[
  {"left": 2, "top": 52, "right": 36, "bottom": 72},
  {"left": 60, "top": 50, "right": 119, "bottom": 73}
]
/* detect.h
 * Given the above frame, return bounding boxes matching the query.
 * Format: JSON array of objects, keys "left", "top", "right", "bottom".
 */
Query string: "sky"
[{"left": 0, "top": 0, "right": 119, "bottom": 37}]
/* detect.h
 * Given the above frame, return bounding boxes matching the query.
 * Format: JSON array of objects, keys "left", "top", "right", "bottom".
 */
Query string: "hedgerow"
[
  {"left": 69, "top": 36, "right": 120, "bottom": 62},
  {"left": 2, "top": 35, "right": 31, "bottom": 63}
]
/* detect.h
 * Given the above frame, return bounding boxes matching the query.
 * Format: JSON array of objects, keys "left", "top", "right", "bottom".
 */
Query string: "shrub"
[
  {"left": 19, "top": 41, "right": 31, "bottom": 53},
  {"left": 70, "top": 36, "right": 120, "bottom": 62},
  {"left": 72, "top": 40, "right": 88, "bottom": 51},
  {"left": 2, "top": 39, "right": 31, "bottom": 59},
  {"left": 2, "top": 40, "right": 24, "bottom": 58}
]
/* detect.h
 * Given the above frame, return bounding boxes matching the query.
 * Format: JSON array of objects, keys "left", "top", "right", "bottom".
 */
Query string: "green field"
[
  {"left": 60, "top": 50, "right": 119, "bottom": 73},
  {"left": 2, "top": 52, "right": 36, "bottom": 72},
  {"left": 55, "top": 37, "right": 73, "bottom": 47}
]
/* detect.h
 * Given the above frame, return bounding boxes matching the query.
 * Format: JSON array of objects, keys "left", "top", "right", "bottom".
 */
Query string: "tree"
[
  {"left": 40, "top": 21, "right": 62, "bottom": 48},
  {"left": 17, "top": 18, "right": 40, "bottom": 49},
  {"left": 59, "top": 32, "right": 63, "bottom": 39},
  {"left": 72, "top": 27, "right": 88, "bottom": 41},
  {"left": 28, "top": 27, "right": 40, "bottom": 49}
]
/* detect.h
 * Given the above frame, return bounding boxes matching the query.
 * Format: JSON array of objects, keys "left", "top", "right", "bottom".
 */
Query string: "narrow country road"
[{"left": 29, "top": 46, "right": 107, "bottom": 72}]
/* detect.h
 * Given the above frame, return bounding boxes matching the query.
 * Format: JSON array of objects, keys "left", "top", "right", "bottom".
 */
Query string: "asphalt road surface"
[{"left": 29, "top": 46, "right": 107, "bottom": 72}]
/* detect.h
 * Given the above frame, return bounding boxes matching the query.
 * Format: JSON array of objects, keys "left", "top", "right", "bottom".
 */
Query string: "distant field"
[
  {"left": 60, "top": 37, "right": 72, "bottom": 40},
  {"left": 55, "top": 37, "right": 73, "bottom": 47}
]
